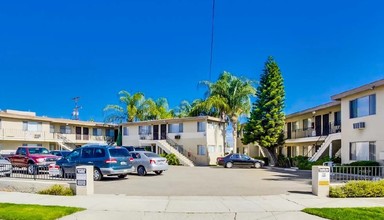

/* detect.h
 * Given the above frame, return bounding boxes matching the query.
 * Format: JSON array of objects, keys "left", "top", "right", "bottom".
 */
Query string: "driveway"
[{"left": 95, "top": 166, "right": 312, "bottom": 196}]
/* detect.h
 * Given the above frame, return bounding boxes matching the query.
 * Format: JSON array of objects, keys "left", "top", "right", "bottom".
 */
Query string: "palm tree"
[
  {"left": 103, "top": 91, "right": 146, "bottom": 123},
  {"left": 143, "top": 97, "right": 174, "bottom": 120},
  {"left": 195, "top": 71, "right": 256, "bottom": 153}
]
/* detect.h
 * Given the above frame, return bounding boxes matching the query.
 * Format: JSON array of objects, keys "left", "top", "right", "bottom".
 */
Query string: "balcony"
[
  {"left": 285, "top": 123, "right": 341, "bottom": 140},
  {"left": 0, "top": 128, "right": 110, "bottom": 143}
]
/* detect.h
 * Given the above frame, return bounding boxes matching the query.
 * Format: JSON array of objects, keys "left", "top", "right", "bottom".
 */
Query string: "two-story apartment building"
[
  {"left": 331, "top": 79, "right": 384, "bottom": 164},
  {"left": 121, "top": 116, "right": 225, "bottom": 166},
  {"left": 0, "top": 109, "right": 117, "bottom": 153}
]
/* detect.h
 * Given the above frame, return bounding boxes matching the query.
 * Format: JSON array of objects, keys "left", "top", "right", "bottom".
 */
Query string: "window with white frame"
[
  {"left": 197, "top": 122, "right": 206, "bottom": 132},
  {"left": 138, "top": 125, "right": 152, "bottom": 135},
  {"left": 93, "top": 128, "right": 102, "bottom": 136},
  {"left": 23, "top": 121, "right": 42, "bottom": 132},
  {"left": 303, "top": 118, "right": 311, "bottom": 131},
  {"left": 197, "top": 145, "right": 206, "bottom": 155},
  {"left": 123, "top": 127, "right": 129, "bottom": 136},
  {"left": 350, "top": 141, "right": 376, "bottom": 161},
  {"left": 292, "top": 121, "right": 299, "bottom": 131},
  {"left": 60, "top": 125, "right": 71, "bottom": 134},
  {"left": 106, "top": 129, "right": 115, "bottom": 137},
  {"left": 0, "top": 119, "right": 2, "bottom": 129},
  {"left": 350, "top": 94, "right": 376, "bottom": 118},
  {"left": 168, "top": 123, "right": 183, "bottom": 133}
]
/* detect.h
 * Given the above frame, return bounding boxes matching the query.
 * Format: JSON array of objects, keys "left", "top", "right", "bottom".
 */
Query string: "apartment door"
[
  {"left": 153, "top": 125, "right": 159, "bottom": 140},
  {"left": 76, "top": 127, "right": 82, "bottom": 140},
  {"left": 83, "top": 127, "right": 89, "bottom": 140},
  {"left": 160, "top": 124, "right": 166, "bottom": 140},
  {"left": 287, "top": 122, "right": 292, "bottom": 139},
  {"left": 315, "top": 115, "right": 322, "bottom": 136},
  {"left": 322, "top": 114, "right": 330, "bottom": 135}
]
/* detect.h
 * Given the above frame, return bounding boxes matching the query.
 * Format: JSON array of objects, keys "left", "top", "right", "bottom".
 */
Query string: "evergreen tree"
[{"left": 243, "top": 56, "right": 285, "bottom": 156}]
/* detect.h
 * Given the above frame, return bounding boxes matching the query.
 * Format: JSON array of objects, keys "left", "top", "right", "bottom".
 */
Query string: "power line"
[{"left": 209, "top": 0, "right": 216, "bottom": 81}]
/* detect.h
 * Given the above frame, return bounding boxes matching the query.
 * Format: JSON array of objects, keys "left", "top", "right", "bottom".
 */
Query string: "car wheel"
[
  {"left": 154, "top": 171, "right": 163, "bottom": 175},
  {"left": 93, "top": 168, "right": 103, "bottom": 181},
  {"left": 137, "top": 166, "right": 146, "bottom": 176},
  {"left": 118, "top": 174, "right": 128, "bottom": 179},
  {"left": 254, "top": 162, "right": 262, "bottom": 169},
  {"left": 225, "top": 162, "right": 233, "bottom": 168},
  {"left": 27, "top": 164, "right": 35, "bottom": 175}
]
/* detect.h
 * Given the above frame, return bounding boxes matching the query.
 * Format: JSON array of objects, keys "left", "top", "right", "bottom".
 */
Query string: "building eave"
[{"left": 331, "top": 79, "right": 384, "bottom": 101}]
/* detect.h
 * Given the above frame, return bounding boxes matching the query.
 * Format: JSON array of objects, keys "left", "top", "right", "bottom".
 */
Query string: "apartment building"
[
  {"left": 331, "top": 79, "right": 384, "bottom": 164},
  {"left": 0, "top": 109, "right": 117, "bottom": 153},
  {"left": 121, "top": 116, "right": 226, "bottom": 166}
]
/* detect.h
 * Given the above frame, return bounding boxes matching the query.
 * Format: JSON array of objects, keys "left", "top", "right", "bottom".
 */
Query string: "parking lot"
[{"left": 95, "top": 166, "right": 312, "bottom": 196}]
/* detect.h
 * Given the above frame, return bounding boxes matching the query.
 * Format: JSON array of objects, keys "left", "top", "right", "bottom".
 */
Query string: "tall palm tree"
[
  {"left": 195, "top": 71, "right": 256, "bottom": 153},
  {"left": 103, "top": 91, "right": 146, "bottom": 123}
]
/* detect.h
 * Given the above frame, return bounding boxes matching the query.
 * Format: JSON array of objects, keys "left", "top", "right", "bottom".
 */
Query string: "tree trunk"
[{"left": 231, "top": 116, "right": 238, "bottom": 154}]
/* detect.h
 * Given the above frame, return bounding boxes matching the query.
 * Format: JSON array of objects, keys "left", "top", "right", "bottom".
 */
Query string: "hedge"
[{"left": 330, "top": 180, "right": 384, "bottom": 198}]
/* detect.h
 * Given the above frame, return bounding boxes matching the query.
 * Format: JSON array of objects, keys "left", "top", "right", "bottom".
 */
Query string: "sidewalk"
[{"left": 1, "top": 192, "right": 384, "bottom": 220}]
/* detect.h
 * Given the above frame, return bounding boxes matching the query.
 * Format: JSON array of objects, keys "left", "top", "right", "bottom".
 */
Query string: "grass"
[
  {"left": 0, "top": 203, "right": 85, "bottom": 220},
  {"left": 303, "top": 207, "right": 384, "bottom": 220}
]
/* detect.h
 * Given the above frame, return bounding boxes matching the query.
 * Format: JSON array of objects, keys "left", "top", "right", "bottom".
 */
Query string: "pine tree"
[{"left": 243, "top": 56, "right": 285, "bottom": 156}]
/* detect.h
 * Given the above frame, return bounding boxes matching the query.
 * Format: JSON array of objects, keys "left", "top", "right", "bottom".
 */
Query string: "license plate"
[{"left": 120, "top": 162, "right": 127, "bottom": 165}]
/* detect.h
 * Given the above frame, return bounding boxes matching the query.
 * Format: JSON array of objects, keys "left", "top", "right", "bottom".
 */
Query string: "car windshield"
[
  {"left": 109, "top": 148, "right": 129, "bottom": 157},
  {"left": 61, "top": 151, "right": 71, "bottom": 157},
  {"left": 29, "top": 148, "right": 50, "bottom": 154},
  {"left": 144, "top": 152, "right": 160, "bottom": 158}
]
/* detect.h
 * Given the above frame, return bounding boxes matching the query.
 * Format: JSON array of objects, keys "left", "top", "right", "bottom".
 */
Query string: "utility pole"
[{"left": 72, "top": 97, "right": 81, "bottom": 120}]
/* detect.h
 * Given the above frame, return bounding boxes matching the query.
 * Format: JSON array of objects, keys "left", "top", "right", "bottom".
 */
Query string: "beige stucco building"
[
  {"left": 0, "top": 109, "right": 116, "bottom": 153},
  {"left": 121, "top": 116, "right": 226, "bottom": 166}
]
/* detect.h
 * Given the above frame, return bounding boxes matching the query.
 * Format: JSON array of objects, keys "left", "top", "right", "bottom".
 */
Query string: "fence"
[
  {"left": 0, "top": 164, "right": 75, "bottom": 181},
  {"left": 330, "top": 166, "right": 384, "bottom": 183}
]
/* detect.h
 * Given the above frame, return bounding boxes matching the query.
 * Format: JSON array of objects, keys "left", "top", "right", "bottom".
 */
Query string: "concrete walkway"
[{"left": 1, "top": 192, "right": 384, "bottom": 219}]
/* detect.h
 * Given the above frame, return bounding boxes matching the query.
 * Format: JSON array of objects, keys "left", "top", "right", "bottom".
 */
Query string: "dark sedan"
[{"left": 217, "top": 153, "right": 264, "bottom": 168}]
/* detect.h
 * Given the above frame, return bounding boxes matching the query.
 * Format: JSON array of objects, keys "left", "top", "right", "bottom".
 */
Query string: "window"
[
  {"left": 350, "top": 141, "right": 376, "bottom": 161},
  {"left": 197, "top": 122, "right": 206, "bottom": 132},
  {"left": 350, "top": 94, "right": 376, "bottom": 118},
  {"left": 60, "top": 125, "right": 71, "bottom": 134},
  {"left": 230, "top": 154, "right": 240, "bottom": 159},
  {"left": 82, "top": 148, "right": 94, "bottom": 158},
  {"left": 303, "top": 119, "right": 308, "bottom": 131},
  {"left": 106, "top": 129, "right": 115, "bottom": 137},
  {"left": 208, "top": 145, "right": 215, "bottom": 153},
  {"left": 197, "top": 145, "right": 206, "bottom": 155},
  {"left": 168, "top": 123, "right": 183, "bottom": 133},
  {"left": 50, "top": 125, "right": 55, "bottom": 133},
  {"left": 123, "top": 127, "right": 129, "bottom": 136},
  {"left": 109, "top": 148, "right": 130, "bottom": 157},
  {"left": 22, "top": 121, "right": 42, "bottom": 132},
  {"left": 334, "top": 111, "right": 341, "bottom": 126},
  {"left": 292, "top": 121, "right": 299, "bottom": 131},
  {"left": 0, "top": 119, "right": 2, "bottom": 129},
  {"left": 138, "top": 126, "right": 152, "bottom": 135},
  {"left": 92, "top": 128, "right": 102, "bottom": 136},
  {"left": 67, "top": 149, "right": 81, "bottom": 161}
]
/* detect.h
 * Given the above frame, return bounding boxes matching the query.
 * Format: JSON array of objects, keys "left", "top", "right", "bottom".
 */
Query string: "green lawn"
[
  {"left": 303, "top": 207, "right": 384, "bottom": 220},
  {"left": 0, "top": 203, "right": 85, "bottom": 220}
]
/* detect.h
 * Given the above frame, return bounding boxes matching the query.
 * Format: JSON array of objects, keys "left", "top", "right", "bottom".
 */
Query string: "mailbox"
[
  {"left": 75, "top": 166, "right": 94, "bottom": 195},
  {"left": 312, "top": 166, "right": 330, "bottom": 197}
]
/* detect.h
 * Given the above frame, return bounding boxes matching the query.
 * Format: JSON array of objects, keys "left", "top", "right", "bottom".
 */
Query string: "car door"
[
  {"left": 61, "top": 149, "right": 81, "bottom": 174},
  {"left": 130, "top": 152, "right": 142, "bottom": 171},
  {"left": 230, "top": 154, "right": 242, "bottom": 166},
  {"left": 240, "top": 154, "right": 253, "bottom": 167},
  {"left": 79, "top": 147, "right": 96, "bottom": 167}
]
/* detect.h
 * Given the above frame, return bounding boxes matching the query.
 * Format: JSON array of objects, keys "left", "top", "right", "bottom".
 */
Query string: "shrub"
[
  {"left": 346, "top": 161, "right": 380, "bottom": 166},
  {"left": 330, "top": 180, "right": 384, "bottom": 198},
  {"left": 160, "top": 153, "right": 180, "bottom": 165},
  {"left": 276, "top": 154, "right": 291, "bottom": 168},
  {"left": 38, "top": 184, "right": 74, "bottom": 196}
]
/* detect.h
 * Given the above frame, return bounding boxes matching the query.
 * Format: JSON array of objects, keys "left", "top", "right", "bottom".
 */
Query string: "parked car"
[
  {"left": 0, "top": 155, "right": 12, "bottom": 177},
  {"left": 50, "top": 150, "right": 71, "bottom": 159},
  {"left": 56, "top": 145, "right": 134, "bottom": 181},
  {"left": 129, "top": 151, "right": 168, "bottom": 176},
  {"left": 7, "top": 146, "right": 60, "bottom": 174},
  {"left": 123, "top": 146, "right": 146, "bottom": 152},
  {"left": 217, "top": 153, "right": 265, "bottom": 168}
]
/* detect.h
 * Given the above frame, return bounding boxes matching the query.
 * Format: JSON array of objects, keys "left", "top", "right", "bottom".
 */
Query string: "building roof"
[
  {"left": 122, "top": 116, "right": 224, "bottom": 126},
  {"left": 0, "top": 110, "right": 115, "bottom": 127},
  {"left": 331, "top": 79, "right": 384, "bottom": 101},
  {"left": 286, "top": 101, "right": 340, "bottom": 119}
]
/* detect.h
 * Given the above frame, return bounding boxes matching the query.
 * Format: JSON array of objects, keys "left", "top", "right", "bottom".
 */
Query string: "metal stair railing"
[{"left": 165, "top": 136, "right": 197, "bottom": 162}]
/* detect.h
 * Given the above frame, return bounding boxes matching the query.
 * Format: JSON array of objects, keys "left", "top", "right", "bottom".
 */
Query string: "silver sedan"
[
  {"left": 0, "top": 156, "right": 12, "bottom": 177},
  {"left": 129, "top": 151, "right": 168, "bottom": 176}
]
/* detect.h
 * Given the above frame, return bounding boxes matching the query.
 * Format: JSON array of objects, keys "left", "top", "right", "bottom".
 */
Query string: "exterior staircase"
[
  {"left": 156, "top": 140, "right": 195, "bottom": 167},
  {"left": 309, "top": 132, "right": 342, "bottom": 162},
  {"left": 57, "top": 140, "right": 73, "bottom": 151},
  {"left": 56, "top": 134, "right": 75, "bottom": 151}
]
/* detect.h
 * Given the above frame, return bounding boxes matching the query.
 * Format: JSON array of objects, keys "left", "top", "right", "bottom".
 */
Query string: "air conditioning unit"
[
  {"left": 353, "top": 122, "right": 365, "bottom": 129},
  {"left": 175, "top": 135, "right": 181, "bottom": 139},
  {"left": 140, "top": 136, "right": 146, "bottom": 140}
]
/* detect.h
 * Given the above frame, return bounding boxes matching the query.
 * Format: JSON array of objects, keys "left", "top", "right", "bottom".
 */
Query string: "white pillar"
[
  {"left": 75, "top": 166, "right": 94, "bottom": 195},
  {"left": 329, "top": 142, "right": 333, "bottom": 159},
  {"left": 312, "top": 166, "right": 330, "bottom": 197}
]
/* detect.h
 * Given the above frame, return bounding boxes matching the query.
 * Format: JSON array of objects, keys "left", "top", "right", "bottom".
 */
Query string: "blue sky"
[{"left": 0, "top": 0, "right": 383, "bottom": 122}]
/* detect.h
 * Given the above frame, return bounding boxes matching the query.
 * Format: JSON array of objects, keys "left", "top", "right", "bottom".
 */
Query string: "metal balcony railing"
[{"left": 285, "top": 123, "right": 341, "bottom": 140}]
